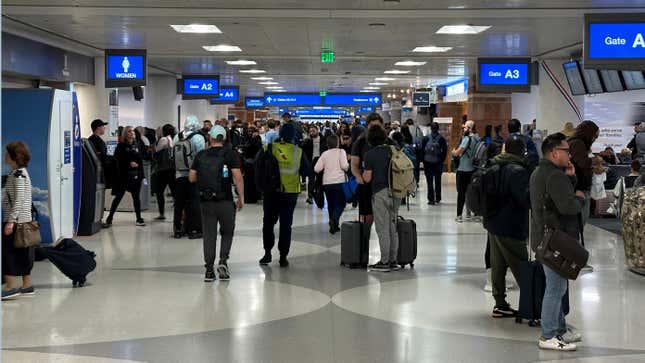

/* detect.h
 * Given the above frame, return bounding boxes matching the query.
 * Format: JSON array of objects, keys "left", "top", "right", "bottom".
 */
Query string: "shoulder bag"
[{"left": 14, "top": 204, "right": 41, "bottom": 248}]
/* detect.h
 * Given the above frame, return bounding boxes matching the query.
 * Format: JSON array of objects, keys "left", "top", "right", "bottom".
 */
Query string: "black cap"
[
  {"left": 91, "top": 119, "right": 108, "bottom": 131},
  {"left": 282, "top": 112, "right": 291, "bottom": 118}
]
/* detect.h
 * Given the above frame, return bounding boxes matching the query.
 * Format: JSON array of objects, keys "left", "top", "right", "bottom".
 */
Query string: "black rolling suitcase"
[
  {"left": 396, "top": 216, "right": 418, "bottom": 268},
  {"left": 516, "top": 260, "right": 570, "bottom": 326},
  {"left": 340, "top": 221, "right": 369, "bottom": 268},
  {"left": 35, "top": 239, "right": 97, "bottom": 287}
]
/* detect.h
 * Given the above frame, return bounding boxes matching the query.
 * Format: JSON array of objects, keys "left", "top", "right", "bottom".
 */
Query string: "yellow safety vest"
[{"left": 269, "top": 142, "right": 303, "bottom": 193}]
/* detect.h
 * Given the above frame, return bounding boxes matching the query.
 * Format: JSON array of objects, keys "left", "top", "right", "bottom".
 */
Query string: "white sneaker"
[
  {"left": 455, "top": 216, "right": 464, "bottom": 223},
  {"left": 581, "top": 265, "right": 594, "bottom": 273},
  {"left": 561, "top": 328, "right": 582, "bottom": 343},
  {"left": 539, "top": 336, "right": 577, "bottom": 351}
]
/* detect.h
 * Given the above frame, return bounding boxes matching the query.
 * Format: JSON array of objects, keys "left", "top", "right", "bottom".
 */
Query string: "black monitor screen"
[
  {"left": 563, "top": 61, "right": 587, "bottom": 95},
  {"left": 412, "top": 92, "right": 430, "bottom": 106},
  {"left": 622, "top": 71, "right": 645, "bottom": 90},
  {"left": 599, "top": 70, "right": 624, "bottom": 92}
]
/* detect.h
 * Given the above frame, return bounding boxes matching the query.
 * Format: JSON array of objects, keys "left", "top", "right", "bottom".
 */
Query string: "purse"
[
  {"left": 13, "top": 204, "right": 41, "bottom": 248},
  {"left": 536, "top": 211, "right": 589, "bottom": 280}
]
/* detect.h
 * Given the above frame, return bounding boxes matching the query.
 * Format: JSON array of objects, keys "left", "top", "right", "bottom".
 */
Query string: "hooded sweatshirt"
[{"left": 568, "top": 120, "right": 599, "bottom": 192}]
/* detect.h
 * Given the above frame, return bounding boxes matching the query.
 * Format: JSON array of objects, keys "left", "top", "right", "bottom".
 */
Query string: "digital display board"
[
  {"left": 563, "top": 61, "right": 587, "bottom": 96},
  {"left": 210, "top": 86, "right": 239, "bottom": 104},
  {"left": 477, "top": 58, "right": 531, "bottom": 92},
  {"left": 621, "top": 71, "right": 645, "bottom": 90},
  {"left": 264, "top": 93, "right": 321, "bottom": 106},
  {"left": 105, "top": 49, "right": 147, "bottom": 88},
  {"left": 599, "top": 70, "right": 624, "bottom": 92},
  {"left": 324, "top": 94, "right": 381, "bottom": 106},
  {"left": 245, "top": 97, "right": 265, "bottom": 108},
  {"left": 181, "top": 75, "right": 220, "bottom": 100},
  {"left": 584, "top": 13, "right": 645, "bottom": 70},
  {"left": 412, "top": 93, "right": 430, "bottom": 106},
  {"left": 581, "top": 68, "right": 604, "bottom": 94}
]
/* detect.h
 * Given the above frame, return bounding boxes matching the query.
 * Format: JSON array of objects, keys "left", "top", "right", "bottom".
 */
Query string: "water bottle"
[{"left": 222, "top": 164, "right": 229, "bottom": 178}]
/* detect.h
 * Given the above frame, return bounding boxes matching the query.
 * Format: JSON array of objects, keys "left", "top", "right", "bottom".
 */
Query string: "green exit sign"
[
  {"left": 321, "top": 51, "right": 335, "bottom": 63},
  {"left": 320, "top": 90, "right": 327, "bottom": 96}
]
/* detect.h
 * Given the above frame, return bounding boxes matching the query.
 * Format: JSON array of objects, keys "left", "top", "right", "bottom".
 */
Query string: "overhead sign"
[
  {"left": 104, "top": 49, "right": 147, "bottom": 88},
  {"left": 321, "top": 51, "right": 335, "bottom": 63},
  {"left": 477, "top": 58, "right": 531, "bottom": 92},
  {"left": 245, "top": 97, "right": 265, "bottom": 108},
  {"left": 356, "top": 107, "right": 374, "bottom": 113},
  {"left": 264, "top": 93, "right": 321, "bottom": 106},
  {"left": 297, "top": 108, "right": 347, "bottom": 116},
  {"left": 585, "top": 13, "right": 645, "bottom": 70},
  {"left": 181, "top": 75, "right": 220, "bottom": 100},
  {"left": 210, "top": 86, "right": 239, "bottom": 104},
  {"left": 324, "top": 94, "right": 381, "bottom": 106},
  {"left": 412, "top": 92, "right": 430, "bottom": 106}
]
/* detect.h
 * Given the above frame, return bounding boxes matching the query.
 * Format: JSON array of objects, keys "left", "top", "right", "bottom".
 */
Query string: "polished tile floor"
[{"left": 3, "top": 175, "right": 645, "bottom": 363}]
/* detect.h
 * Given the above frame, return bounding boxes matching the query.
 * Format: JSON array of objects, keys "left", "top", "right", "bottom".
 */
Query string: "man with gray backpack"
[
  {"left": 421, "top": 122, "right": 448, "bottom": 205},
  {"left": 173, "top": 116, "right": 206, "bottom": 239}
]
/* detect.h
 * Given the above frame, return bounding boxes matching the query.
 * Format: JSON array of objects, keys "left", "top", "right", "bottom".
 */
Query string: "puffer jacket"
[
  {"left": 568, "top": 120, "right": 599, "bottom": 192},
  {"left": 529, "top": 159, "right": 585, "bottom": 252}
]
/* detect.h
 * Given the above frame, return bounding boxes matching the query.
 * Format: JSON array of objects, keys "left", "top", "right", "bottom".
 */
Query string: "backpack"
[
  {"left": 402, "top": 144, "right": 417, "bottom": 166},
  {"left": 424, "top": 134, "right": 442, "bottom": 163},
  {"left": 471, "top": 139, "right": 489, "bottom": 168},
  {"left": 195, "top": 148, "right": 228, "bottom": 199},
  {"left": 173, "top": 132, "right": 198, "bottom": 172},
  {"left": 466, "top": 163, "right": 502, "bottom": 217},
  {"left": 254, "top": 144, "right": 281, "bottom": 193},
  {"left": 388, "top": 146, "right": 416, "bottom": 200}
]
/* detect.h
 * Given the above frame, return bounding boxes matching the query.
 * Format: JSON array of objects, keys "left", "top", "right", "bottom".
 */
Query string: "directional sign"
[
  {"left": 324, "top": 94, "right": 381, "bottom": 106},
  {"left": 264, "top": 93, "right": 321, "bottom": 106},
  {"left": 210, "top": 86, "right": 239, "bottom": 103},
  {"left": 356, "top": 107, "right": 374, "bottom": 113},
  {"left": 183, "top": 78, "right": 220, "bottom": 95},
  {"left": 479, "top": 63, "right": 529, "bottom": 85},
  {"left": 245, "top": 97, "right": 265, "bottom": 108}
]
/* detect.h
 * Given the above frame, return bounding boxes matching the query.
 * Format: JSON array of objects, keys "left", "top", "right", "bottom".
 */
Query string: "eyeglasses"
[{"left": 554, "top": 147, "right": 570, "bottom": 154}]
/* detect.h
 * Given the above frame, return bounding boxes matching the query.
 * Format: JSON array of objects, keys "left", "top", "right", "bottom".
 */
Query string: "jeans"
[
  {"left": 372, "top": 188, "right": 401, "bottom": 263},
  {"left": 489, "top": 233, "right": 528, "bottom": 307},
  {"left": 154, "top": 169, "right": 175, "bottom": 217},
  {"left": 174, "top": 177, "right": 202, "bottom": 234},
  {"left": 541, "top": 264, "right": 569, "bottom": 339},
  {"left": 201, "top": 200, "right": 236, "bottom": 268},
  {"left": 456, "top": 170, "right": 474, "bottom": 217},
  {"left": 323, "top": 183, "right": 345, "bottom": 227},
  {"left": 424, "top": 162, "right": 443, "bottom": 203},
  {"left": 262, "top": 192, "right": 299, "bottom": 257}
]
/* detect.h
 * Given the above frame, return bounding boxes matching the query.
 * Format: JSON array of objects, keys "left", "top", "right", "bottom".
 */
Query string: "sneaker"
[
  {"left": 389, "top": 262, "right": 402, "bottom": 271},
  {"left": 19, "top": 286, "right": 35, "bottom": 295},
  {"left": 581, "top": 265, "right": 594, "bottom": 273},
  {"left": 306, "top": 198, "right": 313, "bottom": 205},
  {"left": 173, "top": 232, "right": 184, "bottom": 239},
  {"left": 1, "top": 288, "right": 21, "bottom": 300},
  {"left": 561, "top": 327, "right": 583, "bottom": 343},
  {"left": 368, "top": 262, "right": 391, "bottom": 272},
  {"left": 279, "top": 258, "right": 289, "bottom": 268},
  {"left": 492, "top": 305, "right": 517, "bottom": 318},
  {"left": 259, "top": 253, "right": 272, "bottom": 265},
  {"left": 204, "top": 269, "right": 216, "bottom": 282},
  {"left": 539, "top": 335, "right": 577, "bottom": 351},
  {"left": 155, "top": 215, "right": 166, "bottom": 221},
  {"left": 188, "top": 232, "right": 202, "bottom": 239},
  {"left": 472, "top": 216, "right": 483, "bottom": 223},
  {"left": 217, "top": 264, "right": 230, "bottom": 281},
  {"left": 427, "top": 201, "right": 435, "bottom": 205},
  {"left": 455, "top": 216, "right": 464, "bottom": 223},
  {"left": 102, "top": 222, "right": 112, "bottom": 229},
  {"left": 136, "top": 220, "right": 146, "bottom": 227}
]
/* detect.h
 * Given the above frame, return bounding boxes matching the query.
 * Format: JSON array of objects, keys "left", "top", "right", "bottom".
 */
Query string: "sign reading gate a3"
[{"left": 585, "top": 13, "right": 645, "bottom": 70}]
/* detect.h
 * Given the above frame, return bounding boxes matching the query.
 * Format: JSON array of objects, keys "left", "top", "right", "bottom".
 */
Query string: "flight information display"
[
  {"left": 563, "top": 61, "right": 587, "bottom": 95},
  {"left": 599, "top": 70, "right": 624, "bottom": 92},
  {"left": 622, "top": 71, "right": 645, "bottom": 90},
  {"left": 581, "top": 68, "right": 604, "bottom": 94}
]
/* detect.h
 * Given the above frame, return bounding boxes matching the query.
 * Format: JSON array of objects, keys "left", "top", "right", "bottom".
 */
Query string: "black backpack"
[
  {"left": 424, "top": 135, "right": 442, "bottom": 163},
  {"left": 254, "top": 144, "right": 281, "bottom": 193},
  {"left": 195, "top": 148, "right": 228, "bottom": 199},
  {"left": 466, "top": 163, "right": 501, "bottom": 217},
  {"left": 471, "top": 140, "right": 489, "bottom": 169}
]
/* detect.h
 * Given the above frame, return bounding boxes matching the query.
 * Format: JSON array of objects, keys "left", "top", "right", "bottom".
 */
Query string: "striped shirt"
[{"left": 2, "top": 168, "right": 33, "bottom": 223}]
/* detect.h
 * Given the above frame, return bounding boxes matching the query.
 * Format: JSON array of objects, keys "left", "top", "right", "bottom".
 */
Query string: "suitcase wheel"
[
  {"left": 410, "top": 263, "right": 414, "bottom": 268},
  {"left": 515, "top": 317, "right": 523, "bottom": 324}
]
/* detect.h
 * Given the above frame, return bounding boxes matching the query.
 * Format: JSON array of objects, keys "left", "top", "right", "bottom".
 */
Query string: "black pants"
[
  {"left": 456, "top": 170, "right": 474, "bottom": 217},
  {"left": 485, "top": 235, "right": 491, "bottom": 269},
  {"left": 154, "top": 169, "right": 175, "bottom": 217},
  {"left": 201, "top": 200, "right": 236, "bottom": 268},
  {"left": 108, "top": 184, "right": 142, "bottom": 222},
  {"left": 307, "top": 157, "right": 320, "bottom": 199},
  {"left": 174, "top": 177, "right": 202, "bottom": 234},
  {"left": 424, "top": 162, "right": 443, "bottom": 203},
  {"left": 262, "top": 192, "right": 299, "bottom": 257}
]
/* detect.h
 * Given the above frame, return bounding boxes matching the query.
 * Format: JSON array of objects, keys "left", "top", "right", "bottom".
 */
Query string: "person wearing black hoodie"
[
  {"left": 421, "top": 122, "right": 448, "bottom": 205},
  {"left": 483, "top": 135, "right": 530, "bottom": 318}
]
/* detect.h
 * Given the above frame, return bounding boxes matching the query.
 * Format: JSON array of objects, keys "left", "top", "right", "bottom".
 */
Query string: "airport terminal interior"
[{"left": 2, "top": 1, "right": 645, "bottom": 362}]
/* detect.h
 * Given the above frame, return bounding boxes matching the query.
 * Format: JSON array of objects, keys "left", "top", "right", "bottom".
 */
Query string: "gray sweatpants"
[
  {"left": 200, "top": 200, "right": 236, "bottom": 268},
  {"left": 372, "top": 189, "right": 401, "bottom": 263}
]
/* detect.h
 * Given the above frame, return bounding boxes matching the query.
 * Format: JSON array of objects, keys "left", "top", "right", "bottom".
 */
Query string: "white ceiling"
[{"left": 4, "top": 1, "right": 645, "bottom": 96}]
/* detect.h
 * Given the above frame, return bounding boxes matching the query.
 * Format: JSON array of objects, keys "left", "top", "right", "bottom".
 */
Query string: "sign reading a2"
[{"left": 201, "top": 83, "right": 213, "bottom": 91}]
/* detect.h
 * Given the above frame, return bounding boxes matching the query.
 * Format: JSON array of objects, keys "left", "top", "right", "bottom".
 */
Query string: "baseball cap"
[
  {"left": 209, "top": 125, "right": 227, "bottom": 141},
  {"left": 91, "top": 119, "right": 108, "bottom": 131}
]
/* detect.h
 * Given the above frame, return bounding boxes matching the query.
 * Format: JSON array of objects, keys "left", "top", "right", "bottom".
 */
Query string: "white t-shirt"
[{"left": 314, "top": 148, "right": 349, "bottom": 185}]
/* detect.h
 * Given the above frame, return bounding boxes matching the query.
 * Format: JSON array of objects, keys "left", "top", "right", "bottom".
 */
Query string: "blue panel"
[
  {"left": 2, "top": 89, "right": 54, "bottom": 243},
  {"left": 324, "top": 94, "right": 381, "bottom": 106},
  {"left": 183, "top": 78, "right": 220, "bottom": 96},
  {"left": 211, "top": 87, "right": 239, "bottom": 102},
  {"left": 245, "top": 97, "right": 265, "bottom": 108},
  {"left": 106, "top": 55, "right": 145, "bottom": 81},
  {"left": 296, "top": 108, "right": 347, "bottom": 116},
  {"left": 264, "top": 94, "right": 321, "bottom": 106},
  {"left": 357, "top": 107, "right": 374, "bottom": 113},
  {"left": 588, "top": 23, "right": 645, "bottom": 59},
  {"left": 479, "top": 63, "right": 529, "bottom": 85}
]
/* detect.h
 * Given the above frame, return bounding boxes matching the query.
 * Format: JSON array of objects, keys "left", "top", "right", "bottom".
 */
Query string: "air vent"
[{"left": 369, "top": 23, "right": 386, "bottom": 28}]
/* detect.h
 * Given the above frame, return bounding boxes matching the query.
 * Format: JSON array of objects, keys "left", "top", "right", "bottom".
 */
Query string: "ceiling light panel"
[
  {"left": 364, "top": 86, "right": 381, "bottom": 90},
  {"left": 171, "top": 24, "right": 222, "bottom": 33},
  {"left": 395, "top": 61, "right": 427, "bottom": 66},
  {"left": 369, "top": 82, "right": 389, "bottom": 86},
  {"left": 251, "top": 77, "right": 273, "bottom": 81},
  {"left": 203, "top": 45, "right": 242, "bottom": 52},
  {"left": 375, "top": 77, "right": 396, "bottom": 81},
  {"left": 239, "top": 69, "right": 266, "bottom": 73},
  {"left": 384, "top": 70, "right": 410, "bottom": 74},
  {"left": 436, "top": 25, "right": 491, "bottom": 34},
  {"left": 226, "top": 60, "right": 257, "bottom": 65},
  {"left": 412, "top": 46, "right": 453, "bottom": 52},
  {"left": 258, "top": 81, "right": 278, "bottom": 85}
]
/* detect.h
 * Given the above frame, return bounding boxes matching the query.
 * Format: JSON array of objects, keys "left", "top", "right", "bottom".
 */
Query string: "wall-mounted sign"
[
  {"left": 210, "top": 86, "right": 239, "bottom": 104},
  {"left": 324, "top": 94, "right": 381, "bottom": 106},
  {"left": 477, "top": 58, "right": 530, "bottom": 92},
  {"left": 412, "top": 93, "right": 430, "bottom": 106},
  {"left": 356, "top": 107, "right": 374, "bottom": 113},
  {"left": 245, "top": 97, "right": 265, "bottom": 108},
  {"left": 264, "top": 93, "right": 321, "bottom": 106},
  {"left": 585, "top": 13, "right": 645, "bottom": 70},
  {"left": 181, "top": 75, "right": 220, "bottom": 100},
  {"left": 105, "top": 49, "right": 147, "bottom": 88}
]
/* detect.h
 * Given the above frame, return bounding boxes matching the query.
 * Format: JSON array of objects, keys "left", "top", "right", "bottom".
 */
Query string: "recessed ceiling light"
[
  {"left": 436, "top": 25, "right": 491, "bottom": 34},
  {"left": 412, "top": 46, "right": 453, "bottom": 52},
  {"left": 258, "top": 81, "right": 278, "bottom": 85},
  {"left": 384, "top": 70, "right": 410, "bottom": 74},
  {"left": 226, "top": 60, "right": 257, "bottom": 65},
  {"left": 395, "top": 61, "right": 427, "bottom": 66},
  {"left": 203, "top": 45, "right": 242, "bottom": 52},
  {"left": 251, "top": 77, "right": 273, "bottom": 80},
  {"left": 360, "top": 90, "right": 374, "bottom": 93},
  {"left": 375, "top": 77, "right": 396, "bottom": 81},
  {"left": 171, "top": 24, "right": 222, "bottom": 33},
  {"left": 266, "top": 86, "right": 283, "bottom": 89},
  {"left": 364, "top": 86, "right": 381, "bottom": 90},
  {"left": 239, "top": 69, "right": 266, "bottom": 74},
  {"left": 272, "top": 89, "right": 287, "bottom": 92},
  {"left": 369, "top": 82, "right": 389, "bottom": 86}
]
